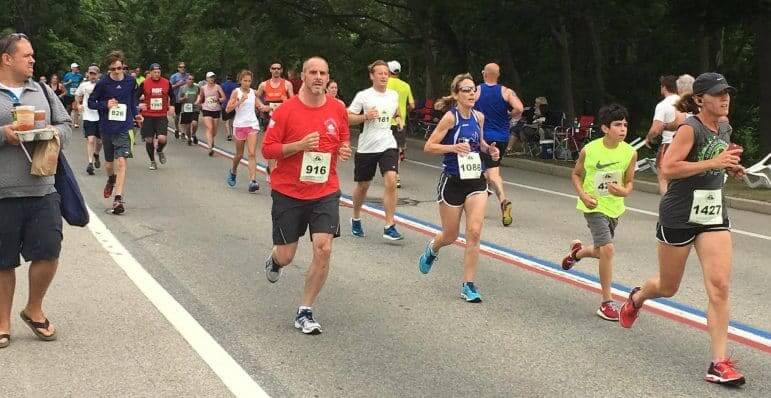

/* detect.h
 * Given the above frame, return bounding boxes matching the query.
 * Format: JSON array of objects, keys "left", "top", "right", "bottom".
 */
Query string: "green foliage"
[{"left": 0, "top": 0, "right": 765, "bottom": 154}]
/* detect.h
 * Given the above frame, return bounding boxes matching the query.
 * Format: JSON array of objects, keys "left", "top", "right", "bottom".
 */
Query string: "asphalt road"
[{"left": 2, "top": 122, "right": 768, "bottom": 397}]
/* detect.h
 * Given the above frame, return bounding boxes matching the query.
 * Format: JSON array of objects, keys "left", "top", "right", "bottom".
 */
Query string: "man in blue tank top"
[{"left": 474, "top": 63, "right": 523, "bottom": 226}]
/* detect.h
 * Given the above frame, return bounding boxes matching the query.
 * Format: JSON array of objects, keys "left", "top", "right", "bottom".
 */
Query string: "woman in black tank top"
[{"left": 617, "top": 73, "right": 747, "bottom": 386}]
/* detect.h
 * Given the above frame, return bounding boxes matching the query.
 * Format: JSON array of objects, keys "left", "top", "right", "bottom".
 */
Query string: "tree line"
[{"left": 3, "top": 0, "right": 769, "bottom": 161}]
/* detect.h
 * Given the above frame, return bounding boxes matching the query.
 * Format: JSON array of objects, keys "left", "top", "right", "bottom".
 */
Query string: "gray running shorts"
[{"left": 584, "top": 212, "right": 618, "bottom": 247}]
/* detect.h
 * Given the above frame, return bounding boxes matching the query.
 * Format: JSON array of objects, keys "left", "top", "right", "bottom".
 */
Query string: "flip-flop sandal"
[
  {"left": 0, "top": 334, "right": 9, "bottom": 348},
  {"left": 20, "top": 311, "right": 57, "bottom": 341}
]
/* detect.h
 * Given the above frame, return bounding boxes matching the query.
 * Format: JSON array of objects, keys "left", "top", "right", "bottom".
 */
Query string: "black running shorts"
[
  {"left": 436, "top": 173, "right": 488, "bottom": 207},
  {"left": 271, "top": 190, "right": 341, "bottom": 245},
  {"left": 353, "top": 149, "right": 399, "bottom": 182},
  {"left": 655, "top": 220, "right": 730, "bottom": 247}
]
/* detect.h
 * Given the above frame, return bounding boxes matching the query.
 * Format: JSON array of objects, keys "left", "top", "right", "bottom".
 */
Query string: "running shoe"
[
  {"left": 461, "top": 282, "right": 482, "bottom": 303},
  {"left": 383, "top": 225, "right": 404, "bottom": 241},
  {"left": 418, "top": 240, "right": 437, "bottom": 274},
  {"left": 226, "top": 134, "right": 233, "bottom": 141},
  {"left": 187, "top": 136, "right": 193, "bottom": 146},
  {"left": 265, "top": 255, "right": 282, "bottom": 283},
  {"left": 396, "top": 176, "right": 402, "bottom": 189},
  {"left": 208, "top": 149, "right": 214, "bottom": 157},
  {"left": 248, "top": 180, "right": 259, "bottom": 193},
  {"left": 112, "top": 197, "right": 125, "bottom": 215},
  {"left": 596, "top": 300, "right": 620, "bottom": 321},
  {"left": 705, "top": 359, "right": 746, "bottom": 386},
  {"left": 158, "top": 151, "right": 166, "bottom": 164},
  {"left": 294, "top": 309, "right": 322, "bottom": 335},
  {"left": 103, "top": 179, "right": 114, "bottom": 198},
  {"left": 192, "top": 135, "right": 198, "bottom": 145},
  {"left": 561, "top": 240, "right": 583, "bottom": 270},
  {"left": 619, "top": 287, "right": 642, "bottom": 328},
  {"left": 501, "top": 199, "right": 513, "bottom": 226},
  {"left": 351, "top": 218, "right": 365, "bottom": 237},
  {"left": 86, "top": 163, "right": 95, "bottom": 175},
  {"left": 149, "top": 161, "right": 157, "bottom": 170},
  {"left": 174, "top": 130, "right": 180, "bottom": 139},
  {"left": 93, "top": 154, "right": 100, "bottom": 169},
  {"left": 226, "top": 171, "right": 237, "bottom": 188}
]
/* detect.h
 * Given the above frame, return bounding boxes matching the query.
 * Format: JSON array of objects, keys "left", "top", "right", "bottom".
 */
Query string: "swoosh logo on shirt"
[{"left": 596, "top": 161, "right": 619, "bottom": 170}]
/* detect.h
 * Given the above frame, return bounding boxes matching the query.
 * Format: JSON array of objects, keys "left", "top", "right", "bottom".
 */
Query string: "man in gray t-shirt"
[{"left": 0, "top": 33, "right": 72, "bottom": 346}]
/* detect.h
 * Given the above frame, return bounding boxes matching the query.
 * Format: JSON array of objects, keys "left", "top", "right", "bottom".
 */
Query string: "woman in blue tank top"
[{"left": 417, "top": 73, "right": 500, "bottom": 303}]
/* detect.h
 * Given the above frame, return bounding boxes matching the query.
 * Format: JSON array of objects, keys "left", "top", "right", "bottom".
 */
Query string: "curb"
[{"left": 506, "top": 157, "right": 771, "bottom": 216}]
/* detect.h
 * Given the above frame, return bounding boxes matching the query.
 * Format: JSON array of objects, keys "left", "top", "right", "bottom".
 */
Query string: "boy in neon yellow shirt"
[{"left": 562, "top": 104, "right": 637, "bottom": 321}]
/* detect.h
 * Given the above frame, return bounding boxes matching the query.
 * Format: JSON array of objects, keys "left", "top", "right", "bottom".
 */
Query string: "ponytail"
[{"left": 675, "top": 93, "right": 700, "bottom": 114}]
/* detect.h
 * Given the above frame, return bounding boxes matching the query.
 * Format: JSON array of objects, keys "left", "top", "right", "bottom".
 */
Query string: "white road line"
[
  {"left": 405, "top": 159, "right": 771, "bottom": 241},
  {"left": 85, "top": 206, "right": 269, "bottom": 398}
]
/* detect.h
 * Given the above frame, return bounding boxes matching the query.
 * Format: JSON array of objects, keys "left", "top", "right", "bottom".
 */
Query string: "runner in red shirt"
[
  {"left": 137, "top": 63, "right": 174, "bottom": 170},
  {"left": 261, "top": 56, "right": 351, "bottom": 335}
]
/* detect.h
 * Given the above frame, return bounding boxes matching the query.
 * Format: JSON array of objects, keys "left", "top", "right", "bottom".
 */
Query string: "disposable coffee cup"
[
  {"left": 34, "top": 110, "right": 46, "bottom": 129},
  {"left": 12, "top": 105, "right": 35, "bottom": 131}
]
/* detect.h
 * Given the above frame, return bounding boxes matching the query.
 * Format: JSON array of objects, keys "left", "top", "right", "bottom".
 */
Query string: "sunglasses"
[
  {"left": 270, "top": 67, "right": 282, "bottom": 70},
  {"left": 1, "top": 33, "right": 29, "bottom": 55},
  {"left": 458, "top": 86, "right": 476, "bottom": 93},
  {"left": 88, "top": 71, "right": 97, "bottom": 75},
  {"left": 178, "top": 65, "right": 186, "bottom": 68},
  {"left": 108, "top": 66, "right": 126, "bottom": 71}
]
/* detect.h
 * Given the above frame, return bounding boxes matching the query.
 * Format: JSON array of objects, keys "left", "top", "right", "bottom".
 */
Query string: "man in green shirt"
[{"left": 386, "top": 60, "right": 414, "bottom": 188}]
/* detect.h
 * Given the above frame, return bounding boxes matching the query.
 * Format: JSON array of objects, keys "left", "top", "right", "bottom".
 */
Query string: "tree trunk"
[
  {"left": 500, "top": 42, "right": 522, "bottom": 91},
  {"left": 697, "top": 21, "right": 711, "bottom": 72},
  {"left": 758, "top": 13, "right": 771, "bottom": 155},
  {"left": 550, "top": 18, "right": 575, "bottom": 123},
  {"left": 585, "top": 14, "right": 605, "bottom": 114}
]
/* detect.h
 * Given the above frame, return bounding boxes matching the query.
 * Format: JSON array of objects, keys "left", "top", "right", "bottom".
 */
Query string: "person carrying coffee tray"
[{"left": 0, "top": 33, "right": 73, "bottom": 349}]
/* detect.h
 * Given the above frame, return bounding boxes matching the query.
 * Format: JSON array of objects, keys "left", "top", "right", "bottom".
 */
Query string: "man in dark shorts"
[
  {"left": 169, "top": 62, "right": 188, "bottom": 138},
  {"left": 0, "top": 33, "right": 73, "bottom": 347},
  {"left": 137, "top": 63, "right": 174, "bottom": 170},
  {"left": 474, "top": 63, "right": 523, "bottom": 226},
  {"left": 261, "top": 56, "right": 352, "bottom": 335},
  {"left": 89, "top": 50, "right": 143, "bottom": 214},
  {"left": 220, "top": 74, "right": 238, "bottom": 140}
]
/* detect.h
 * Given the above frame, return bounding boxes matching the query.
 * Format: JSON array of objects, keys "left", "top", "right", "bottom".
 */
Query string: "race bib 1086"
[{"left": 458, "top": 152, "right": 482, "bottom": 180}]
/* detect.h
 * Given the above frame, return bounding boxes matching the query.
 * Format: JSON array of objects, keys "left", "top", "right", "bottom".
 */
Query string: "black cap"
[
  {"left": 149, "top": 63, "right": 161, "bottom": 70},
  {"left": 692, "top": 72, "right": 736, "bottom": 96}
]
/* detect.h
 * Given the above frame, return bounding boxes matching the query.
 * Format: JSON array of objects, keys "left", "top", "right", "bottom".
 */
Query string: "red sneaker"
[
  {"left": 596, "top": 300, "right": 619, "bottom": 321},
  {"left": 561, "top": 240, "right": 582, "bottom": 270},
  {"left": 619, "top": 287, "right": 642, "bottom": 328},
  {"left": 705, "top": 359, "right": 746, "bottom": 386},
  {"left": 103, "top": 180, "right": 114, "bottom": 198}
]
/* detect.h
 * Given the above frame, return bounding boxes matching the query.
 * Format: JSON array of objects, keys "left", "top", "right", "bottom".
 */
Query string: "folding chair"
[
  {"left": 635, "top": 157, "right": 658, "bottom": 174},
  {"left": 542, "top": 111, "right": 566, "bottom": 159},
  {"left": 743, "top": 153, "right": 771, "bottom": 189}
]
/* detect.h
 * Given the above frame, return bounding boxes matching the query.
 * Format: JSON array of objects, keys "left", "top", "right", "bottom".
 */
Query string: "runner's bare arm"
[
  {"left": 503, "top": 86, "right": 524, "bottom": 117},
  {"left": 424, "top": 111, "right": 465, "bottom": 155},
  {"left": 662, "top": 124, "right": 740, "bottom": 179},
  {"left": 255, "top": 82, "right": 265, "bottom": 98},
  {"left": 572, "top": 149, "right": 597, "bottom": 208},
  {"left": 286, "top": 81, "right": 294, "bottom": 98},
  {"left": 645, "top": 120, "right": 664, "bottom": 145}
]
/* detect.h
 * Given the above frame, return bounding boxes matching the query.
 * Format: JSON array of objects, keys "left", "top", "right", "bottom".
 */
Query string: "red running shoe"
[
  {"left": 705, "top": 359, "right": 746, "bottom": 386},
  {"left": 619, "top": 287, "right": 642, "bottom": 328},
  {"left": 103, "top": 179, "right": 114, "bottom": 198},
  {"left": 596, "top": 300, "right": 619, "bottom": 321},
  {"left": 561, "top": 240, "right": 582, "bottom": 270}
]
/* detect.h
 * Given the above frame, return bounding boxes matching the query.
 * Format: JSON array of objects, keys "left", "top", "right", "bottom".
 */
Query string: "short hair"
[
  {"left": 659, "top": 75, "right": 677, "bottom": 94},
  {"left": 0, "top": 33, "right": 30, "bottom": 56},
  {"left": 676, "top": 74, "right": 695, "bottom": 95},
  {"left": 104, "top": 51, "right": 126, "bottom": 68},
  {"left": 368, "top": 59, "right": 388, "bottom": 74},
  {"left": 302, "top": 56, "right": 328, "bottom": 72},
  {"left": 598, "top": 103, "right": 628, "bottom": 128},
  {"left": 237, "top": 69, "right": 252, "bottom": 81}
]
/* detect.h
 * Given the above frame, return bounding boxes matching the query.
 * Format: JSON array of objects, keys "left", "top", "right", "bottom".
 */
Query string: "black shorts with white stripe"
[
  {"left": 655, "top": 220, "right": 731, "bottom": 247},
  {"left": 436, "top": 173, "right": 488, "bottom": 207}
]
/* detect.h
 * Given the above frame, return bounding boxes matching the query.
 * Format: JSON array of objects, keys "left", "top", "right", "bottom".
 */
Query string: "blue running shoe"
[
  {"left": 418, "top": 240, "right": 437, "bottom": 274},
  {"left": 294, "top": 309, "right": 322, "bottom": 335},
  {"left": 226, "top": 170, "right": 237, "bottom": 188},
  {"left": 461, "top": 282, "right": 482, "bottom": 303},
  {"left": 351, "top": 218, "right": 365, "bottom": 237},
  {"left": 382, "top": 224, "right": 404, "bottom": 241}
]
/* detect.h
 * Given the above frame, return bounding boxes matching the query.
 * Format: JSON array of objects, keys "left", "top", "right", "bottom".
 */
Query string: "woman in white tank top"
[{"left": 224, "top": 70, "right": 266, "bottom": 193}]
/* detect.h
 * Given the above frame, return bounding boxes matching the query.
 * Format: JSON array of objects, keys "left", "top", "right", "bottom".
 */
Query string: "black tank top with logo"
[{"left": 659, "top": 116, "right": 732, "bottom": 228}]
